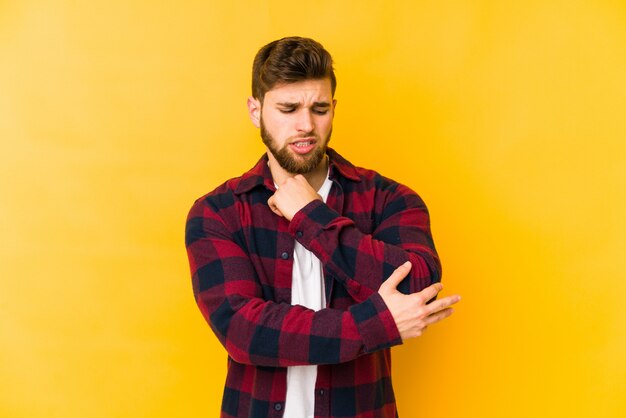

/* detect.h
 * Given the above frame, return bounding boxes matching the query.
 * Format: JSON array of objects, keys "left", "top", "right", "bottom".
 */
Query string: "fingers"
[
  {"left": 420, "top": 295, "right": 461, "bottom": 330},
  {"left": 380, "top": 261, "right": 412, "bottom": 293},
  {"left": 416, "top": 282, "right": 444, "bottom": 303},
  {"left": 279, "top": 174, "right": 311, "bottom": 189},
  {"left": 268, "top": 176, "right": 320, "bottom": 221},
  {"left": 423, "top": 307, "right": 455, "bottom": 327},
  {"left": 424, "top": 294, "right": 461, "bottom": 316},
  {"left": 379, "top": 269, "right": 460, "bottom": 340}
]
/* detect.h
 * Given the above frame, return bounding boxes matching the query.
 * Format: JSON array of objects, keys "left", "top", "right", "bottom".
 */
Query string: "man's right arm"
[{"left": 266, "top": 175, "right": 461, "bottom": 341}]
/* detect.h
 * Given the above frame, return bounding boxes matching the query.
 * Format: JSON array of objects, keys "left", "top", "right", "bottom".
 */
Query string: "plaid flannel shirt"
[{"left": 185, "top": 148, "right": 441, "bottom": 417}]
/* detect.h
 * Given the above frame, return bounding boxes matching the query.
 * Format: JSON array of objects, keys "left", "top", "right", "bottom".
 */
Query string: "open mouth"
[{"left": 289, "top": 139, "right": 316, "bottom": 155}]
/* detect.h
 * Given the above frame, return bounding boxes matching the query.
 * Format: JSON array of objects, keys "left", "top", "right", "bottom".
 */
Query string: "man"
[{"left": 186, "top": 36, "right": 460, "bottom": 418}]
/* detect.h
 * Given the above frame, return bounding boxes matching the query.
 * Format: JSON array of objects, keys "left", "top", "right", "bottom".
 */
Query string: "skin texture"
[{"left": 247, "top": 78, "right": 461, "bottom": 340}]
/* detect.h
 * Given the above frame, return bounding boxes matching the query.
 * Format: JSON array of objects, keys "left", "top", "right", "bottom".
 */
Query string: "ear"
[{"left": 247, "top": 96, "right": 262, "bottom": 128}]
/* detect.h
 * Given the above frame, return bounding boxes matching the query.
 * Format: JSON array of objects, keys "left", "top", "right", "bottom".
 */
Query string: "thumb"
[{"left": 379, "top": 261, "right": 412, "bottom": 294}]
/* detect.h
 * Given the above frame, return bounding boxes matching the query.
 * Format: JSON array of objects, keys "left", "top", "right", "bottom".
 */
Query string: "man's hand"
[
  {"left": 268, "top": 175, "right": 322, "bottom": 221},
  {"left": 379, "top": 261, "right": 461, "bottom": 340}
]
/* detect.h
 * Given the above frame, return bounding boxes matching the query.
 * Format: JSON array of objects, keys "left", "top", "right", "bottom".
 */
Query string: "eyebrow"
[{"left": 275, "top": 101, "right": 331, "bottom": 108}]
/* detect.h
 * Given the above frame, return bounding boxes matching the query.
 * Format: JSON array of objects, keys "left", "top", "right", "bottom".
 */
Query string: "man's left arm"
[{"left": 269, "top": 175, "right": 441, "bottom": 302}]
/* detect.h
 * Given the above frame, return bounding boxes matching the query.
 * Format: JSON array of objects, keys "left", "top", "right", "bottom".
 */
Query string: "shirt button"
[
  {"left": 296, "top": 231, "right": 303, "bottom": 238},
  {"left": 319, "top": 389, "right": 325, "bottom": 396},
  {"left": 281, "top": 252, "right": 289, "bottom": 260},
  {"left": 274, "top": 403, "right": 283, "bottom": 411}
]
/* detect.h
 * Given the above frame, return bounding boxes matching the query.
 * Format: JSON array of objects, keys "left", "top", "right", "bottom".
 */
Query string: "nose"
[{"left": 296, "top": 109, "right": 314, "bottom": 133}]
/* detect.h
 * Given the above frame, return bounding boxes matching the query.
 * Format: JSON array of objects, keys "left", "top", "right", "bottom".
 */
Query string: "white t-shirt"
[{"left": 283, "top": 174, "right": 333, "bottom": 418}]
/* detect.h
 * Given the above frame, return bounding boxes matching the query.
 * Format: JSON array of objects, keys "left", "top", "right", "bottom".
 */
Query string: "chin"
[{"left": 280, "top": 149, "right": 326, "bottom": 174}]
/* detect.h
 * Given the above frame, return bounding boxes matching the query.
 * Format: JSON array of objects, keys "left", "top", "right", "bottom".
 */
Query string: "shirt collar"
[{"left": 234, "top": 147, "right": 360, "bottom": 195}]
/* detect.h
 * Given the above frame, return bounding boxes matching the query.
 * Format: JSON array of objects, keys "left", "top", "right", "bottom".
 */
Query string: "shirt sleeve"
[
  {"left": 185, "top": 197, "right": 402, "bottom": 367},
  {"left": 288, "top": 180, "right": 441, "bottom": 302}
]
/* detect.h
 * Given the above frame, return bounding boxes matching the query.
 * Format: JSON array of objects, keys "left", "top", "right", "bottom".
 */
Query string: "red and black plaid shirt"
[{"left": 185, "top": 148, "right": 441, "bottom": 417}]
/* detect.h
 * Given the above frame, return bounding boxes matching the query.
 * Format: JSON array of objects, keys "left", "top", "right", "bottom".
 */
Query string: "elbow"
[
  {"left": 222, "top": 342, "right": 252, "bottom": 365},
  {"left": 411, "top": 249, "right": 441, "bottom": 282},
  {"left": 404, "top": 251, "right": 441, "bottom": 293}
]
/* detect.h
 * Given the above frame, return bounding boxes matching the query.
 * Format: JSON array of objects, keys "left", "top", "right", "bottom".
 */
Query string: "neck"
[{"left": 268, "top": 153, "right": 329, "bottom": 191}]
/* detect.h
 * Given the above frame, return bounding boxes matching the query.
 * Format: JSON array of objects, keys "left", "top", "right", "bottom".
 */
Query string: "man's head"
[
  {"left": 251, "top": 36, "right": 336, "bottom": 103},
  {"left": 247, "top": 37, "right": 337, "bottom": 176}
]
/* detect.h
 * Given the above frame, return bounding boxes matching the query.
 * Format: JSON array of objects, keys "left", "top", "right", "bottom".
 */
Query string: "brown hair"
[{"left": 252, "top": 36, "right": 336, "bottom": 102}]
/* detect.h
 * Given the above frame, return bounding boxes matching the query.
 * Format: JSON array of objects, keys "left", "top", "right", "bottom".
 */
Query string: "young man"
[{"left": 185, "top": 36, "right": 460, "bottom": 418}]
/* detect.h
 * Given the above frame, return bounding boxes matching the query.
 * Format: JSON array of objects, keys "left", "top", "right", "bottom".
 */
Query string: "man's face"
[{"left": 252, "top": 78, "right": 336, "bottom": 174}]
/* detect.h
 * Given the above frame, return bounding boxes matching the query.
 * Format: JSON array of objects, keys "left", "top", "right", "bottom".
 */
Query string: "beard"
[{"left": 261, "top": 119, "right": 331, "bottom": 174}]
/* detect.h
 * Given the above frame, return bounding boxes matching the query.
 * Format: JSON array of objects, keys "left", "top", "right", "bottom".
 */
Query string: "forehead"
[{"left": 264, "top": 78, "right": 333, "bottom": 103}]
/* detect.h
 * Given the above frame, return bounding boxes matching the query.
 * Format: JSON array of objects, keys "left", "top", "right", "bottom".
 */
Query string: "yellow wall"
[{"left": 1, "top": 1, "right": 624, "bottom": 417}]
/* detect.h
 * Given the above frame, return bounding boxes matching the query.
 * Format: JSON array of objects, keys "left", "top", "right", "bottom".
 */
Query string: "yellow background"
[{"left": 1, "top": 1, "right": 625, "bottom": 417}]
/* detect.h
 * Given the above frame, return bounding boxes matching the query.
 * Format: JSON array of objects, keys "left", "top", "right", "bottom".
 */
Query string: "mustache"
[{"left": 289, "top": 133, "right": 317, "bottom": 141}]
